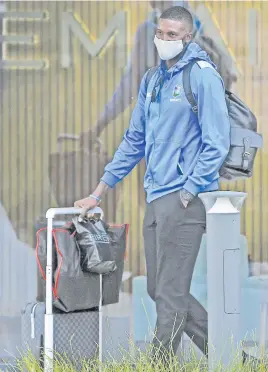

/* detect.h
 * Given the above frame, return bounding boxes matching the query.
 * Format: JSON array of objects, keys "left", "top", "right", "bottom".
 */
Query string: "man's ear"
[{"left": 185, "top": 33, "right": 193, "bottom": 42}]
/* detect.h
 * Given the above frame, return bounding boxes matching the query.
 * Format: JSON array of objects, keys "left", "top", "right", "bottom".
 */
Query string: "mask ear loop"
[{"left": 177, "top": 39, "right": 192, "bottom": 60}]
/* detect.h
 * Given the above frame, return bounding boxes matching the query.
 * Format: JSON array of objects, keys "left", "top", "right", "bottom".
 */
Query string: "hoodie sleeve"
[
  {"left": 100, "top": 72, "right": 147, "bottom": 188},
  {"left": 183, "top": 64, "right": 230, "bottom": 196}
]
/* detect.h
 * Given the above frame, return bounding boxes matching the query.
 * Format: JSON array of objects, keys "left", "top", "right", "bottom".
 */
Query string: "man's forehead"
[{"left": 157, "top": 18, "right": 187, "bottom": 32}]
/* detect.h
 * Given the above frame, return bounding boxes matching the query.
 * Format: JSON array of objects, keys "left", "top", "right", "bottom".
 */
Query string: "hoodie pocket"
[{"left": 150, "top": 142, "right": 182, "bottom": 187}]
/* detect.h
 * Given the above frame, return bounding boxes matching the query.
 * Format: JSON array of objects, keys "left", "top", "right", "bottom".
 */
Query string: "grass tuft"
[{"left": 10, "top": 342, "right": 268, "bottom": 372}]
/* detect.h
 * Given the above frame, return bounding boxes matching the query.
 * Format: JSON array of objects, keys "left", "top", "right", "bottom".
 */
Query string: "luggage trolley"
[{"left": 44, "top": 207, "right": 104, "bottom": 372}]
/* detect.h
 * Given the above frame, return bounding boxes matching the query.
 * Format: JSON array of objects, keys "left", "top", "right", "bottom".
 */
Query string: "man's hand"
[
  {"left": 74, "top": 181, "right": 109, "bottom": 219},
  {"left": 74, "top": 195, "right": 100, "bottom": 221},
  {"left": 180, "top": 189, "right": 195, "bottom": 208},
  {"left": 74, "top": 196, "right": 99, "bottom": 210}
]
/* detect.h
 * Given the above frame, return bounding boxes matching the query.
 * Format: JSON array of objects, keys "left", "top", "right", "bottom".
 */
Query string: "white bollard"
[{"left": 199, "top": 191, "right": 247, "bottom": 371}]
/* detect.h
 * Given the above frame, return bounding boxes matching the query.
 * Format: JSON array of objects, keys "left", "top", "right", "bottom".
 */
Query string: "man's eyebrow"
[
  {"left": 156, "top": 28, "right": 179, "bottom": 34},
  {"left": 167, "top": 30, "right": 179, "bottom": 34}
]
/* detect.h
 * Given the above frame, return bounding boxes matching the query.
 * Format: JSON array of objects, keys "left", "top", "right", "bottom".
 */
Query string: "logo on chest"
[{"left": 170, "top": 84, "right": 183, "bottom": 102}]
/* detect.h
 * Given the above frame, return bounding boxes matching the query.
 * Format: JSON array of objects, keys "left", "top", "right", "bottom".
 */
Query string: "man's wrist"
[
  {"left": 89, "top": 181, "right": 110, "bottom": 204},
  {"left": 181, "top": 188, "right": 195, "bottom": 201},
  {"left": 88, "top": 194, "right": 101, "bottom": 203},
  {"left": 180, "top": 188, "right": 195, "bottom": 207}
]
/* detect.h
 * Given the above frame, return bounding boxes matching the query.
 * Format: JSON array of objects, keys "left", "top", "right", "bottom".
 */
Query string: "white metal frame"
[{"left": 44, "top": 207, "right": 104, "bottom": 372}]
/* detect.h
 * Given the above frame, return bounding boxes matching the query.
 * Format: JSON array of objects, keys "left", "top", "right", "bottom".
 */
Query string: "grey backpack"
[{"left": 145, "top": 62, "right": 263, "bottom": 181}]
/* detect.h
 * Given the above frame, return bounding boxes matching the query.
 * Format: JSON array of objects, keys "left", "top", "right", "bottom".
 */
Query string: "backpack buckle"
[
  {"left": 242, "top": 151, "right": 251, "bottom": 170},
  {"left": 242, "top": 137, "right": 251, "bottom": 170},
  {"left": 192, "top": 105, "right": 198, "bottom": 113}
]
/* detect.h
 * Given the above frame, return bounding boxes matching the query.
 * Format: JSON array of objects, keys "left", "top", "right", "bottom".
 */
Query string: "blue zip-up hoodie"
[{"left": 101, "top": 42, "right": 230, "bottom": 203}]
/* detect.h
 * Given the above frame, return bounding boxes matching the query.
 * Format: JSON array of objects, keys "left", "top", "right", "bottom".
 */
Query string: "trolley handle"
[{"left": 46, "top": 207, "right": 104, "bottom": 219}]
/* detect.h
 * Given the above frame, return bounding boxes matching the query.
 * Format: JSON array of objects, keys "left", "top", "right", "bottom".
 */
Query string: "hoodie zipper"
[
  {"left": 147, "top": 72, "right": 163, "bottom": 186},
  {"left": 147, "top": 69, "right": 178, "bottom": 187}
]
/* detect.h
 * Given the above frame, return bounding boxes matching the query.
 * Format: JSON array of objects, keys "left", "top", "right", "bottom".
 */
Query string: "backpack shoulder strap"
[
  {"left": 183, "top": 60, "right": 198, "bottom": 114},
  {"left": 145, "top": 66, "right": 158, "bottom": 90},
  {"left": 183, "top": 60, "right": 215, "bottom": 115}
]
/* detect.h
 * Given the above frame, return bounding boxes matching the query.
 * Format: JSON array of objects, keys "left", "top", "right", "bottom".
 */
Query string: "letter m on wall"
[{"left": 61, "top": 11, "right": 126, "bottom": 68}]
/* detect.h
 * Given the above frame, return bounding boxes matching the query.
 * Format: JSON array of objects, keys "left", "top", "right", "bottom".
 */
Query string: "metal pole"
[
  {"left": 199, "top": 191, "right": 247, "bottom": 371},
  {"left": 44, "top": 216, "right": 54, "bottom": 372},
  {"left": 99, "top": 274, "right": 103, "bottom": 370}
]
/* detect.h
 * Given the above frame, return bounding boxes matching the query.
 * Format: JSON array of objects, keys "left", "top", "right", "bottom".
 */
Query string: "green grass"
[{"left": 9, "top": 344, "right": 268, "bottom": 372}]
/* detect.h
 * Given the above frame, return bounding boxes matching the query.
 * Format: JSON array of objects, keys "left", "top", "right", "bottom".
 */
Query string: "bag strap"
[
  {"left": 145, "top": 66, "right": 158, "bottom": 90},
  {"left": 182, "top": 60, "right": 199, "bottom": 115}
]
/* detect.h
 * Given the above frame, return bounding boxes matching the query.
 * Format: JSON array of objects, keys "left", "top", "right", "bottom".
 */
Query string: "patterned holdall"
[{"left": 21, "top": 302, "right": 99, "bottom": 366}]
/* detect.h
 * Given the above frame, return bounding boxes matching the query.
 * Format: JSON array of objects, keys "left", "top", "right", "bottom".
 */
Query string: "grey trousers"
[{"left": 143, "top": 190, "right": 208, "bottom": 358}]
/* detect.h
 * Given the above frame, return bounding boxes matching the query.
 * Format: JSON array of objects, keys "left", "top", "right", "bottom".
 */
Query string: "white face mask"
[{"left": 154, "top": 35, "right": 184, "bottom": 61}]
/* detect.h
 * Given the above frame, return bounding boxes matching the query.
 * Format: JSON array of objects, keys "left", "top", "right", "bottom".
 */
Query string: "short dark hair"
[{"left": 160, "top": 6, "right": 193, "bottom": 32}]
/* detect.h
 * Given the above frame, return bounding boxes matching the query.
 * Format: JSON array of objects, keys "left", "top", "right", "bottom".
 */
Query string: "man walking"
[
  {"left": 75, "top": 6, "right": 230, "bottom": 360},
  {"left": 80, "top": 0, "right": 236, "bottom": 213}
]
